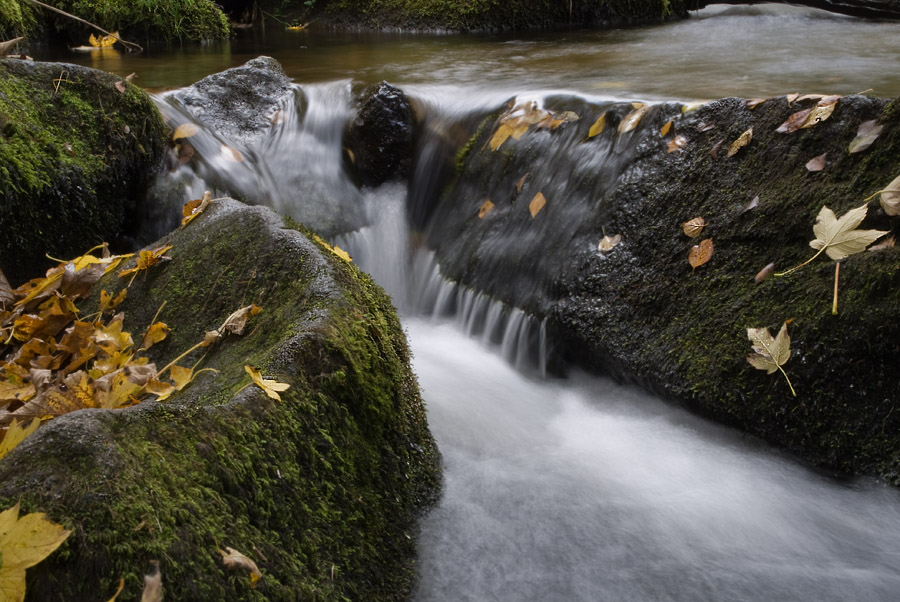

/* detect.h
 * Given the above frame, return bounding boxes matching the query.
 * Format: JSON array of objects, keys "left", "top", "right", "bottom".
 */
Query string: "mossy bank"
[
  {"left": 0, "top": 59, "right": 167, "bottom": 285},
  {"left": 0, "top": 199, "right": 441, "bottom": 600},
  {"left": 426, "top": 93, "right": 900, "bottom": 484}
]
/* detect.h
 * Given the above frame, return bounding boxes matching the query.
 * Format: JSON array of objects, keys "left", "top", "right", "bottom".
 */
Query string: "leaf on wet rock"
[
  {"left": 660, "top": 120, "right": 673, "bottom": 137},
  {"left": 618, "top": 104, "right": 649, "bottom": 134},
  {"left": 879, "top": 174, "right": 900, "bottom": 216},
  {"left": 598, "top": 233, "right": 622, "bottom": 252},
  {"left": 801, "top": 96, "right": 840, "bottom": 129},
  {"left": 754, "top": 262, "right": 775, "bottom": 284},
  {"left": 868, "top": 235, "right": 895, "bottom": 251},
  {"left": 682, "top": 217, "right": 707, "bottom": 238},
  {"left": 118, "top": 246, "right": 173, "bottom": 280},
  {"left": 688, "top": 238, "right": 714, "bottom": 273},
  {"left": 776, "top": 109, "right": 811, "bottom": 134},
  {"left": 746, "top": 98, "right": 768, "bottom": 109},
  {"left": 727, "top": 127, "right": 752, "bottom": 157},
  {"left": 809, "top": 203, "right": 888, "bottom": 260},
  {"left": 746, "top": 322, "right": 796, "bottom": 396},
  {"left": 0, "top": 501, "right": 71, "bottom": 601},
  {"left": 848, "top": 120, "right": 883, "bottom": 154},
  {"left": 0, "top": 418, "right": 40, "bottom": 460},
  {"left": 181, "top": 190, "right": 212, "bottom": 228},
  {"left": 588, "top": 113, "right": 607, "bottom": 138},
  {"left": 529, "top": 192, "right": 547, "bottom": 218},
  {"left": 667, "top": 135, "right": 687, "bottom": 153},
  {"left": 785, "top": 93, "right": 799, "bottom": 106},
  {"left": 478, "top": 200, "right": 495, "bottom": 219},
  {"left": 220, "top": 304, "right": 262, "bottom": 336},
  {"left": 172, "top": 123, "right": 199, "bottom": 141},
  {"left": 218, "top": 544, "right": 263, "bottom": 587},
  {"left": 742, "top": 195, "right": 760, "bottom": 214},
  {"left": 515, "top": 173, "right": 529, "bottom": 194},
  {"left": 245, "top": 365, "right": 290, "bottom": 401},
  {"left": 140, "top": 322, "right": 170, "bottom": 350},
  {"left": 805, "top": 153, "right": 827, "bottom": 172}
]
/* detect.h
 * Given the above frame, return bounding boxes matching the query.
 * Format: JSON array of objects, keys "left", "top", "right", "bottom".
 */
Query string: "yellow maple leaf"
[
  {"left": 0, "top": 502, "right": 71, "bottom": 602},
  {"left": 118, "top": 245, "right": 173, "bottom": 280},
  {"left": 0, "top": 419, "right": 40, "bottom": 460},
  {"left": 244, "top": 365, "right": 290, "bottom": 401}
]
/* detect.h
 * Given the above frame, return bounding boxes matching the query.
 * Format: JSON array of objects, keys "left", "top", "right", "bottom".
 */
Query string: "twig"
[
  {"left": 24, "top": 0, "right": 144, "bottom": 53},
  {"left": 832, "top": 261, "right": 840, "bottom": 315}
]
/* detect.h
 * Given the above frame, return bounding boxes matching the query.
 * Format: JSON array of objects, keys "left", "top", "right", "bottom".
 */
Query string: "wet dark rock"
[
  {"left": 345, "top": 81, "right": 416, "bottom": 186},
  {"left": 0, "top": 59, "right": 167, "bottom": 285},
  {"left": 170, "top": 56, "right": 298, "bottom": 147},
  {"left": 0, "top": 198, "right": 441, "bottom": 600},
  {"left": 428, "top": 92, "right": 900, "bottom": 484}
]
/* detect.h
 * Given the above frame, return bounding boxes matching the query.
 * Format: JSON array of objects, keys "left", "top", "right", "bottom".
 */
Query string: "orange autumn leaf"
[
  {"left": 140, "top": 322, "right": 170, "bottom": 350},
  {"left": 118, "top": 246, "right": 173, "bottom": 279},
  {"left": 478, "top": 200, "right": 495, "bottom": 219},
  {"left": 529, "top": 192, "right": 547, "bottom": 219},
  {"left": 688, "top": 238, "right": 714, "bottom": 273}
]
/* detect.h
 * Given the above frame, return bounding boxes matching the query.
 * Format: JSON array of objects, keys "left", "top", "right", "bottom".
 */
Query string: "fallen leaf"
[
  {"left": 618, "top": 104, "right": 649, "bottom": 134},
  {"left": 140, "top": 322, "right": 170, "bottom": 350},
  {"left": 667, "top": 135, "right": 687, "bottom": 153},
  {"left": 785, "top": 93, "right": 799, "bottom": 106},
  {"left": 746, "top": 98, "right": 768, "bottom": 109},
  {"left": 125, "top": 72, "right": 136, "bottom": 83},
  {"left": 754, "top": 262, "right": 775, "bottom": 283},
  {"left": 88, "top": 32, "right": 119, "bottom": 48},
  {"left": 697, "top": 121, "right": 716, "bottom": 133},
  {"left": 219, "top": 304, "right": 262, "bottom": 336},
  {"left": 868, "top": 235, "right": 895, "bottom": 251},
  {"left": 331, "top": 246, "right": 352, "bottom": 262},
  {"left": 245, "top": 365, "right": 290, "bottom": 401},
  {"left": 181, "top": 190, "right": 212, "bottom": 228},
  {"left": 727, "top": 127, "right": 752, "bottom": 157},
  {"left": 796, "top": 93, "right": 825, "bottom": 102},
  {"left": 0, "top": 268, "right": 15, "bottom": 308},
  {"left": 478, "top": 200, "right": 495, "bottom": 219},
  {"left": 879, "top": 174, "right": 900, "bottom": 216},
  {"left": 848, "top": 120, "right": 883, "bottom": 154},
  {"left": 220, "top": 145, "right": 244, "bottom": 162},
  {"left": 172, "top": 123, "right": 199, "bottom": 141},
  {"left": 0, "top": 37, "right": 24, "bottom": 57},
  {"left": 0, "top": 502, "right": 71, "bottom": 602},
  {"left": 141, "top": 560, "right": 162, "bottom": 602},
  {"left": 114, "top": 81, "right": 126, "bottom": 93},
  {"left": 201, "top": 330, "right": 223, "bottom": 347},
  {"left": 118, "top": 246, "right": 173, "bottom": 279},
  {"left": 0, "top": 418, "right": 40, "bottom": 460},
  {"left": 746, "top": 322, "right": 796, "bottom": 396},
  {"left": 709, "top": 139, "right": 724, "bottom": 159},
  {"left": 688, "top": 238, "right": 714, "bottom": 272},
  {"left": 588, "top": 114, "right": 607, "bottom": 138},
  {"left": 660, "top": 120, "right": 673, "bottom": 137},
  {"left": 598, "top": 233, "right": 622, "bottom": 252},
  {"left": 742, "top": 195, "right": 760, "bottom": 214},
  {"left": 681, "top": 101, "right": 706, "bottom": 113},
  {"left": 775, "top": 109, "right": 811, "bottom": 134},
  {"left": 682, "top": 217, "right": 707, "bottom": 238},
  {"left": 800, "top": 96, "right": 839, "bottom": 128},
  {"left": 529, "top": 192, "right": 547, "bottom": 218},
  {"left": 809, "top": 203, "right": 888, "bottom": 260},
  {"left": 219, "top": 545, "right": 263, "bottom": 587},
  {"left": 805, "top": 153, "right": 827, "bottom": 172}
]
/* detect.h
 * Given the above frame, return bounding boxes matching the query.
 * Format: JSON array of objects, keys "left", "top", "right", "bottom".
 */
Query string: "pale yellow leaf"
[
  {"left": 727, "top": 127, "right": 752, "bottom": 157},
  {"left": 0, "top": 419, "right": 40, "bottom": 460},
  {"left": 219, "top": 546, "right": 263, "bottom": 587},
  {"left": 245, "top": 365, "right": 290, "bottom": 401},
  {"left": 588, "top": 114, "right": 606, "bottom": 138},
  {"left": 598, "top": 234, "right": 621, "bottom": 252},
  {"left": 618, "top": 104, "right": 649, "bottom": 134},
  {"left": 331, "top": 246, "right": 352, "bottom": 262},
  {"left": 848, "top": 120, "right": 883, "bottom": 154},
  {"left": 0, "top": 508, "right": 71, "bottom": 569},
  {"left": 879, "top": 174, "right": 900, "bottom": 216},
  {"left": 172, "top": 123, "right": 199, "bottom": 141},
  {"left": 682, "top": 217, "right": 707, "bottom": 238},
  {"left": 800, "top": 96, "right": 839, "bottom": 128},
  {"left": 809, "top": 203, "right": 888, "bottom": 260}
]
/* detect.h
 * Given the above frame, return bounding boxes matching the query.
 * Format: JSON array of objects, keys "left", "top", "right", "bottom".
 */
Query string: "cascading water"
[{"left": 141, "top": 13, "right": 900, "bottom": 598}]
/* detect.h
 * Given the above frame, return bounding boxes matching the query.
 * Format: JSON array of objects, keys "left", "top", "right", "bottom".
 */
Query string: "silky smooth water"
[{"left": 40, "top": 6, "right": 900, "bottom": 599}]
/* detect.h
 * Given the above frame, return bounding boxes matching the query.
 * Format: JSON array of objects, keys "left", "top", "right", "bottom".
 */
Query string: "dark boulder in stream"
[
  {"left": 0, "top": 198, "right": 441, "bottom": 600},
  {"left": 345, "top": 81, "right": 416, "bottom": 186},
  {"left": 429, "top": 93, "right": 900, "bottom": 483}
]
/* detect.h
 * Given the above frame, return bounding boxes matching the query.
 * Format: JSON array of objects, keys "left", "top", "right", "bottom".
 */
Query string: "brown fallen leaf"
[
  {"left": 1, "top": 268, "right": 15, "bottom": 308},
  {"left": 800, "top": 96, "right": 839, "bottom": 128},
  {"left": 478, "top": 200, "right": 495, "bottom": 219},
  {"left": 219, "top": 545, "right": 263, "bottom": 588},
  {"left": 805, "top": 153, "right": 827, "bottom": 172},
  {"left": 515, "top": 173, "right": 529, "bottom": 194},
  {"left": 688, "top": 238, "right": 714, "bottom": 273},
  {"left": 754, "top": 262, "right": 775, "bottom": 283},
  {"left": 775, "top": 108, "right": 811, "bottom": 134},
  {"left": 709, "top": 139, "right": 725, "bottom": 159},
  {"left": 727, "top": 128, "right": 752, "bottom": 157},
  {"left": 682, "top": 217, "right": 707, "bottom": 238},
  {"left": 118, "top": 246, "right": 173, "bottom": 279},
  {"left": 588, "top": 113, "right": 607, "bottom": 138},
  {"left": 618, "top": 104, "right": 649, "bottom": 134},
  {"left": 667, "top": 135, "right": 687, "bottom": 153},
  {"left": 181, "top": 190, "right": 212, "bottom": 228},
  {"left": 848, "top": 120, "right": 883, "bottom": 154},
  {"left": 746, "top": 98, "right": 768, "bottom": 109},
  {"left": 660, "top": 120, "right": 673, "bottom": 137},
  {"left": 529, "top": 192, "right": 547, "bottom": 218},
  {"left": 220, "top": 304, "right": 262, "bottom": 335},
  {"left": 598, "top": 233, "right": 622, "bottom": 252},
  {"left": 785, "top": 93, "right": 799, "bottom": 106}
]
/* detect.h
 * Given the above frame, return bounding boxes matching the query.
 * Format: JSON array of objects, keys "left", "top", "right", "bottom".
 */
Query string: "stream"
[{"left": 40, "top": 5, "right": 900, "bottom": 599}]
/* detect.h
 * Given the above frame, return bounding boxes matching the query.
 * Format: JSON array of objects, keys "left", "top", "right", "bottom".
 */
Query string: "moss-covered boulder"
[
  {"left": 427, "top": 93, "right": 900, "bottom": 483},
  {"left": 0, "top": 59, "right": 167, "bottom": 285},
  {"left": 0, "top": 199, "right": 441, "bottom": 600}
]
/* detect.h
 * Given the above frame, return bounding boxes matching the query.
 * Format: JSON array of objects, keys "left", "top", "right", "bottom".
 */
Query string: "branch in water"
[{"left": 24, "top": 0, "right": 144, "bottom": 53}]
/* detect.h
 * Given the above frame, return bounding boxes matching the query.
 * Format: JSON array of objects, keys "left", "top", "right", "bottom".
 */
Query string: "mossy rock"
[
  {"left": 0, "top": 59, "right": 167, "bottom": 285},
  {"left": 0, "top": 199, "right": 441, "bottom": 600},
  {"left": 429, "top": 93, "right": 900, "bottom": 483}
]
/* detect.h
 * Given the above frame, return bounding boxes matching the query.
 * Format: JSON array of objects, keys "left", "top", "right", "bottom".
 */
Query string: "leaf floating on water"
[
  {"left": 682, "top": 217, "right": 707, "bottom": 238},
  {"left": 89, "top": 31, "right": 119, "bottom": 48},
  {"left": 746, "top": 322, "right": 796, "bottom": 396},
  {"left": 245, "top": 365, "right": 290, "bottom": 402},
  {"left": 809, "top": 203, "right": 888, "bottom": 260},
  {"left": 727, "top": 127, "right": 752, "bottom": 157},
  {"left": 219, "top": 544, "right": 263, "bottom": 587},
  {"left": 805, "top": 153, "right": 827, "bottom": 172},
  {"left": 618, "top": 104, "right": 649, "bottom": 134},
  {"left": 742, "top": 195, "right": 760, "bottom": 214},
  {"left": 172, "top": 123, "right": 199, "bottom": 141},
  {"left": 529, "top": 192, "right": 547, "bottom": 219},
  {"left": 754, "top": 262, "right": 775, "bottom": 284},
  {"left": 478, "top": 200, "right": 495, "bottom": 219},
  {"left": 598, "top": 233, "right": 622, "bottom": 252},
  {"left": 667, "top": 135, "right": 687, "bottom": 153},
  {"left": 848, "top": 120, "right": 883, "bottom": 154},
  {"left": 775, "top": 109, "right": 811, "bottom": 134},
  {"left": 688, "top": 238, "right": 714, "bottom": 273},
  {"left": 878, "top": 174, "right": 900, "bottom": 216},
  {"left": 588, "top": 113, "right": 607, "bottom": 138},
  {"left": 746, "top": 98, "right": 768, "bottom": 109},
  {"left": 660, "top": 120, "right": 673, "bottom": 137}
]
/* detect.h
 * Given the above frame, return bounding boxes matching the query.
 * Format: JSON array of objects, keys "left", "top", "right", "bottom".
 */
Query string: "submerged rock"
[
  {"left": 0, "top": 59, "right": 167, "bottom": 284},
  {"left": 345, "top": 81, "right": 416, "bottom": 186},
  {"left": 429, "top": 92, "right": 900, "bottom": 483},
  {"left": 0, "top": 199, "right": 441, "bottom": 600}
]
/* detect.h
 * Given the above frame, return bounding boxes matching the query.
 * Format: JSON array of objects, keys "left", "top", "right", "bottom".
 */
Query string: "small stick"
[
  {"left": 24, "top": 0, "right": 144, "bottom": 53},
  {"left": 832, "top": 262, "right": 840, "bottom": 316}
]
